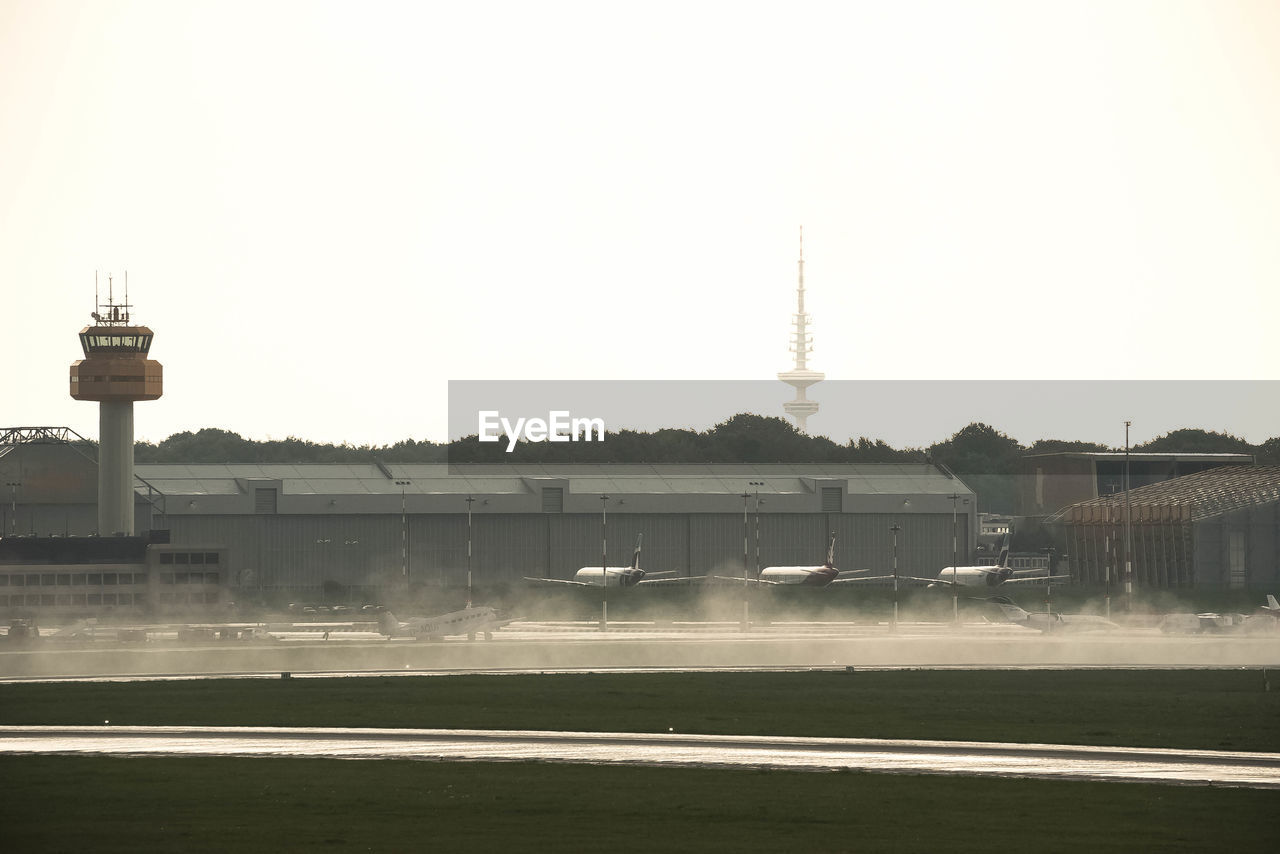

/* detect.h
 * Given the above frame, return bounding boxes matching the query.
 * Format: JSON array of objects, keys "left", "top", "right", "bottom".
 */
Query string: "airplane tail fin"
[
  {"left": 826, "top": 532, "right": 837, "bottom": 568},
  {"left": 996, "top": 534, "right": 1011, "bottom": 569},
  {"left": 632, "top": 534, "right": 643, "bottom": 570},
  {"left": 1265, "top": 594, "right": 1279, "bottom": 613}
]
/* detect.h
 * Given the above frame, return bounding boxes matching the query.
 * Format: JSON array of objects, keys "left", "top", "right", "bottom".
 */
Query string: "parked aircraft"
[
  {"left": 524, "top": 535, "right": 679, "bottom": 587},
  {"left": 840, "top": 536, "right": 1069, "bottom": 588},
  {"left": 1160, "top": 595, "right": 1280, "bottom": 634},
  {"left": 982, "top": 596, "right": 1118, "bottom": 633},
  {"left": 710, "top": 534, "right": 867, "bottom": 587},
  {"left": 1158, "top": 612, "right": 1249, "bottom": 634},
  {"left": 376, "top": 606, "right": 514, "bottom": 641}
]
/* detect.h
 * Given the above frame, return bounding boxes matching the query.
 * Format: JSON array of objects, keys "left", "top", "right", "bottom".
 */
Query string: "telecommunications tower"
[
  {"left": 69, "top": 275, "right": 163, "bottom": 535},
  {"left": 777, "top": 228, "right": 823, "bottom": 433}
]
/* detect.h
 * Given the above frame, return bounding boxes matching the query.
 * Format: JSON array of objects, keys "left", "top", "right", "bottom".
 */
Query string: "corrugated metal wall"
[{"left": 164, "top": 511, "right": 968, "bottom": 590}]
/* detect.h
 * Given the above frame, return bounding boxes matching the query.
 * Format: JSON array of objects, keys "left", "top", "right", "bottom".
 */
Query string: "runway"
[
  {"left": 4, "top": 725, "right": 1279, "bottom": 789},
  {"left": 3, "top": 620, "right": 1278, "bottom": 680}
]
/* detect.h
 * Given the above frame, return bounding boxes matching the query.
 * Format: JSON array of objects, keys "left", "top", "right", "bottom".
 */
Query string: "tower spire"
[{"left": 777, "top": 226, "right": 824, "bottom": 433}]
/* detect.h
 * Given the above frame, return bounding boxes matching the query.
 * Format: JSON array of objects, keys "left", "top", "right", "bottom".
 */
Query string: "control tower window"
[{"left": 80, "top": 333, "right": 153, "bottom": 353}]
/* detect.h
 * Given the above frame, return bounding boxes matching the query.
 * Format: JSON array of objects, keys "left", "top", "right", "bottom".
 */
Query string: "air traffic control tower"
[{"left": 69, "top": 281, "right": 162, "bottom": 536}]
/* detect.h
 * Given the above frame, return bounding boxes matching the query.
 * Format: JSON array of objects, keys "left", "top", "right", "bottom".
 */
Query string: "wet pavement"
[{"left": 4, "top": 725, "right": 1279, "bottom": 789}]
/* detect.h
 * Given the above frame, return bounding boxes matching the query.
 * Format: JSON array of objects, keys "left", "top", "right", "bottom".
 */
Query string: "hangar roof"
[
  {"left": 134, "top": 462, "right": 968, "bottom": 498},
  {"left": 1049, "top": 465, "right": 1280, "bottom": 524}
]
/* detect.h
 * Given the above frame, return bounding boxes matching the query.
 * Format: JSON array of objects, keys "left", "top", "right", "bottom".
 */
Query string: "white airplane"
[
  {"left": 712, "top": 534, "right": 866, "bottom": 587},
  {"left": 523, "top": 535, "right": 680, "bottom": 587},
  {"left": 842, "top": 537, "right": 1070, "bottom": 589},
  {"left": 376, "top": 606, "right": 514, "bottom": 641},
  {"left": 983, "top": 596, "right": 1118, "bottom": 633},
  {"left": 1158, "top": 612, "right": 1249, "bottom": 634},
  {"left": 1263, "top": 594, "right": 1280, "bottom": 615}
]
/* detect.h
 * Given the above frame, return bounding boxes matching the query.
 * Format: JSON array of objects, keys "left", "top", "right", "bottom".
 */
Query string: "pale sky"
[{"left": 3, "top": 1, "right": 1278, "bottom": 448}]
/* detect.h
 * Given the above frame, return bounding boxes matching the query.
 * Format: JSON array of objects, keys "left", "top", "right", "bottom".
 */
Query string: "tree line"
[{"left": 130, "top": 415, "right": 1279, "bottom": 471}]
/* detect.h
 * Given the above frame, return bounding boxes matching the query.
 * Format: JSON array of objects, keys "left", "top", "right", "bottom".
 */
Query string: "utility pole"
[
  {"left": 465, "top": 496, "right": 476, "bottom": 609},
  {"left": 890, "top": 523, "right": 901, "bottom": 632},
  {"left": 741, "top": 490, "right": 751, "bottom": 631},
  {"left": 395, "top": 480, "right": 411, "bottom": 588},
  {"left": 949, "top": 493, "right": 965, "bottom": 626},
  {"left": 1123, "top": 421, "right": 1133, "bottom": 613},
  {"left": 600, "top": 494, "right": 609, "bottom": 631},
  {"left": 5, "top": 480, "right": 19, "bottom": 536}
]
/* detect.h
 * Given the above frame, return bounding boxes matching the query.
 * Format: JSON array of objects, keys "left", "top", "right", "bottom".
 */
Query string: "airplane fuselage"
[
  {"left": 571, "top": 567, "right": 648, "bottom": 587},
  {"left": 759, "top": 566, "right": 840, "bottom": 586},
  {"left": 933, "top": 566, "right": 1014, "bottom": 588},
  {"left": 381, "top": 607, "right": 506, "bottom": 640}
]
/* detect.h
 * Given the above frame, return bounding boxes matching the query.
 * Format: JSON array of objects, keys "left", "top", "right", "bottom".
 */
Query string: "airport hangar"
[
  {"left": 1046, "top": 465, "right": 1280, "bottom": 591},
  {"left": 0, "top": 438, "right": 978, "bottom": 614}
]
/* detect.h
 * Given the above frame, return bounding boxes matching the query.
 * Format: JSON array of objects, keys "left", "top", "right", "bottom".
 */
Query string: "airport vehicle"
[
  {"left": 376, "top": 606, "right": 514, "bottom": 641},
  {"left": 840, "top": 536, "right": 1069, "bottom": 588},
  {"left": 982, "top": 596, "right": 1118, "bottom": 633},
  {"left": 523, "top": 535, "right": 680, "bottom": 587}
]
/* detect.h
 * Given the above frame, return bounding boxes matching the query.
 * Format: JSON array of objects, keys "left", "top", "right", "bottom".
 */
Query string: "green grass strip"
[
  {"left": 1, "top": 756, "right": 1276, "bottom": 853},
  {"left": 3, "top": 670, "right": 1279, "bottom": 751}
]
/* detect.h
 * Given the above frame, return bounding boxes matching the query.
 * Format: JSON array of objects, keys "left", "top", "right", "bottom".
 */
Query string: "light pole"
[
  {"left": 890, "top": 523, "right": 901, "bottom": 632},
  {"left": 1042, "top": 547, "right": 1055, "bottom": 616},
  {"left": 465, "top": 496, "right": 476, "bottom": 609},
  {"left": 750, "top": 482, "right": 764, "bottom": 579},
  {"left": 741, "top": 490, "right": 751, "bottom": 630},
  {"left": 600, "top": 494, "right": 609, "bottom": 631},
  {"left": 5, "top": 481, "right": 19, "bottom": 536},
  {"left": 1123, "top": 421, "right": 1133, "bottom": 613},
  {"left": 948, "top": 493, "right": 967, "bottom": 626},
  {"left": 395, "top": 480, "right": 411, "bottom": 588}
]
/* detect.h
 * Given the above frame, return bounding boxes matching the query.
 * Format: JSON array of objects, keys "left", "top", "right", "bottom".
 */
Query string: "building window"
[
  {"left": 542, "top": 487, "right": 563, "bottom": 513},
  {"left": 160, "top": 553, "right": 174, "bottom": 565},
  {"left": 205, "top": 553, "right": 220, "bottom": 564}
]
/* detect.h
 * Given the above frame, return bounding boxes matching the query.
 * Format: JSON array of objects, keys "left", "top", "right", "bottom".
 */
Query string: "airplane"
[
  {"left": 1160, "top": 595, "right": 1280, "bottom": 634},
  {"left": 981, "top": 595, "right": 1118, "bottom": 633},
  {"left": 523, "top": 535, "right": 681, "bottom": 587},
  {"left": 376, "top": 605, "right": 514, "bottom": 641},
  {"left": 711, "top": 533, "right": 868, "bottom": 587},
  {"left": 838, "top": 536, "right": 1070, "bottom": 589}
]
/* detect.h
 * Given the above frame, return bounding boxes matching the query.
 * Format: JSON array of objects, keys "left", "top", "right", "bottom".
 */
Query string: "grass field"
[
  {"left": 3, "top": 670, "right": 1278, "bottom": 851},
  {"left": 3, "top": 669, "right": 1279, "bottom": 750},
  {"left": 2, "top": 755, "right": 1277, "bottom": 853}
]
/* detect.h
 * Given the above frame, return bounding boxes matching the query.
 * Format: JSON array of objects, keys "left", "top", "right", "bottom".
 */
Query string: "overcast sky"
[{"left": 3, "top": 1, "right": 1277, "bottom": 448}]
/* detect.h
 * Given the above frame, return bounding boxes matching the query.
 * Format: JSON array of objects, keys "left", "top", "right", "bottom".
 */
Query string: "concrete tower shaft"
[
  {"left": 69, "top": 292, "right": 162, "bottom": 536},
  {"left": 777, "top": 228, "right": 824, "bottom": 433}
]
